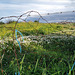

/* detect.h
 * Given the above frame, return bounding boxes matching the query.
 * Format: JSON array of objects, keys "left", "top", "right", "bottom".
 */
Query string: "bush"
[
  {"left": 0, "top": 21, "right": 5, "bottom": 24},
  {"left": 6, "top": 20, "right": 16, "bottom": 24},
  {"left": 34, "top": 20, "right": 39, "bottom": 22}
]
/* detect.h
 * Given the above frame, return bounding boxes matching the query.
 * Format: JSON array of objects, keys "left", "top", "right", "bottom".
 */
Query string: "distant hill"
[{"left": 27, "top": 11, "right": 75, "bottom": 23}]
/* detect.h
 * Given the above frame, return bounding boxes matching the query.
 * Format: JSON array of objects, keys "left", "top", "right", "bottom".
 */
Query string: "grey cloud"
[{"left": 0, "top": 0, "right": 75, "bottom": 17}]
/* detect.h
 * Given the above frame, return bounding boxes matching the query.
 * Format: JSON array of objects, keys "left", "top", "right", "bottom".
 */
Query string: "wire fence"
[{"left": 0, "top": 10, "right": 75, "bottom": 75}]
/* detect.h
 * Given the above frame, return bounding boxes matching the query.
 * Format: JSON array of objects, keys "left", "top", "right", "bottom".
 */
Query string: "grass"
[
  {"left": 0, "top": 22, "right": 63, "bottom": 37},
  {"left": 0, "top": 22, "right": 75, "bottom": 75}
]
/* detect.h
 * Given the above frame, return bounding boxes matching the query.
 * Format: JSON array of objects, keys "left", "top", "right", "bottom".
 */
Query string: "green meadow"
[{"left": 0, "top": 22, "right": 75, "bottom": 75}]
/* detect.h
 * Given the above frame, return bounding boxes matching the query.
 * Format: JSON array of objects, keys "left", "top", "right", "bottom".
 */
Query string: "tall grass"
[{"left": 0, "top": 22, "right": 75, "bottom": 75}]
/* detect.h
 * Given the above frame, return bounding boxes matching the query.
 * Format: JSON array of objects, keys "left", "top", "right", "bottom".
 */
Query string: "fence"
[{"left": 0, "top": 10, "right": 75, "bottom": 75}]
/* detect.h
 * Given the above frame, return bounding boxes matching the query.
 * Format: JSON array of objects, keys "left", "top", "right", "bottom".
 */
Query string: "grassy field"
[{"left": 0, "top": 22, "right": 75, "bottom": 75}]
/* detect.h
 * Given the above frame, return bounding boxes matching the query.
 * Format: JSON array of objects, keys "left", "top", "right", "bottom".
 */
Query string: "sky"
[{"left": 0, "top": 0, "right": 75, "bottom": 17}]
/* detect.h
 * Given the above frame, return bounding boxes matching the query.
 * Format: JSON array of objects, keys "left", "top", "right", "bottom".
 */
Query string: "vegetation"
[
  {"left": 34, "top": 20, "right": 39, "bottom": 22},
  {"left": 0, "top": 22, "right": 75, "bottom": 75},
  {"left": 0, "top": 21, "right": 5, "bottom": 25},
  {"left": 6, "top": 20, "right": 16, "bottom": 24}
]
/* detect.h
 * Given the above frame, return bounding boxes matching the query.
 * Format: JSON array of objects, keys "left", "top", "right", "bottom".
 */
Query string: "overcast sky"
[{"left": 0, "top": 0, "right": 75, "bottom": 17}]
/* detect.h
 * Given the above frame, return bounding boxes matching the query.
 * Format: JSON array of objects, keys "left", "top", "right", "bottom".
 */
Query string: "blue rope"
[
  {"left": 15, "top": 29, "right": 24, "bottom": 53},
  {"left": 15, "top": 72, "right": 17, "bottom": 75},
  {"left": 67, "top": 61, "right": 75, "bottom": 75},
  {"left": 15, "top": 72, "right": 20, "bottom": 75},
  {"left": 71, "top": 61, "right": 75, "bottom": 71},
  {"left": 15, "top": 29, "right": 24, "bottom": 75},
  {"left": 18, "top": 72, "right": 20, "bottom": 75}
]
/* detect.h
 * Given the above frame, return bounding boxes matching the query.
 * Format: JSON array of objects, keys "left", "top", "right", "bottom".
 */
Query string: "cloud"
[
  {"left": 0, "top": 3, "right": 65, "bottom": 11},
  {"left": 0, "top": 0, "right": 75, "bottom": 17},
  {"left": 0, "top": 0, "right": 72, "bottom": 5}
]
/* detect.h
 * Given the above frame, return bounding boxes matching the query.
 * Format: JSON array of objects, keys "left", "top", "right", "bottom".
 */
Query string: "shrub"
[
  {"left": 0, "top": 21, "right": 5, "bottom": 25},
  {"left": 34, "top": 20, "right": 39, "bottom": 22},
  {"left": 6, "top": 20, "right": 16, "bottom": 24}
]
